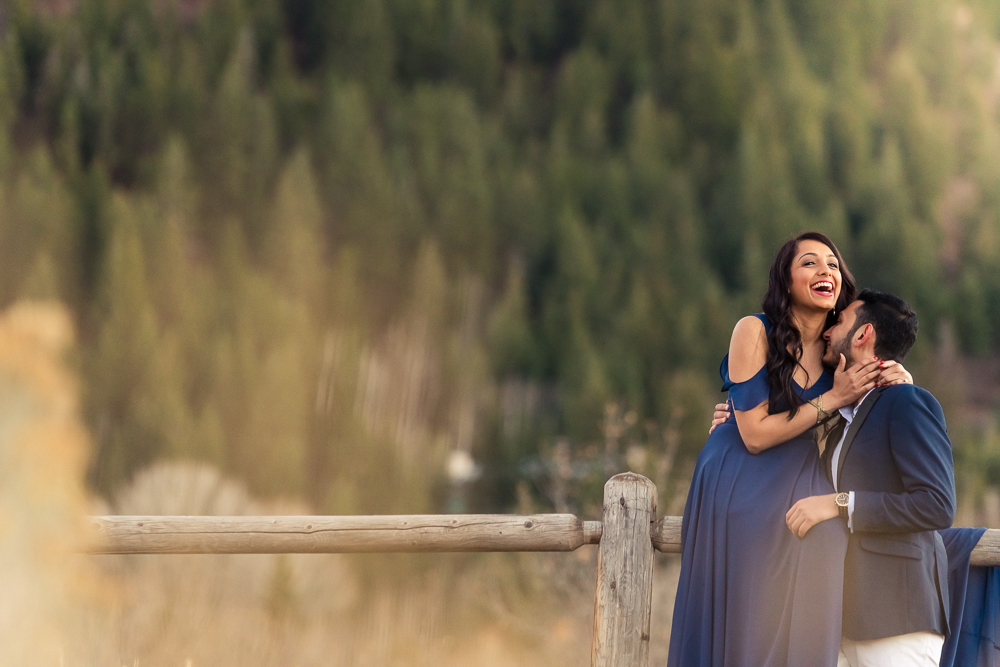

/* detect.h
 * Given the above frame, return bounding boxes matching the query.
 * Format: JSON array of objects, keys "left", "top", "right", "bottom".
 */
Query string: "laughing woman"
[{"left": 667, "top": 232, "right": 900, "bottom": 667}]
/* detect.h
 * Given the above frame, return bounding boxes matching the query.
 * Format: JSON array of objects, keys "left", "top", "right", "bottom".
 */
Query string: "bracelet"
[{"left": 809, "top": 395, "right": 833, "bottom": 425}]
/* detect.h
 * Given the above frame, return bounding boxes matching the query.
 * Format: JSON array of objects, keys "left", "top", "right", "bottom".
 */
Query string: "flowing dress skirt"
[{"left": 667, "top": 419, "right": 849, "bottom": 667}]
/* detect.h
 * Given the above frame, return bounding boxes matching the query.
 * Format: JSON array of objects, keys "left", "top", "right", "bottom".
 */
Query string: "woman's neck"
[{"left": 789, "top": 307, "right": 828, "bottom": 345}]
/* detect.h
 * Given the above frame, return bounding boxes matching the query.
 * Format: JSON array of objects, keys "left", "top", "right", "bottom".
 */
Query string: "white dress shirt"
[{"left": 829, "top": 388, "right": 876, "bottom": 531}]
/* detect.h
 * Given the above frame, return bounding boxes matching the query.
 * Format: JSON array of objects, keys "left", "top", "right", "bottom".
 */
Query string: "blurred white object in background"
[{"left": 447, "top": 449, "right": 481, "bottom": 484}]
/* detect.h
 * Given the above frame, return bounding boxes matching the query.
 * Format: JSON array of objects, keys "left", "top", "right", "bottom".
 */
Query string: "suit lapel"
[
  {"left": 819, "top": 415, "right": 845, "bottom": 486},
  {"left": 836, "top": 387, "right": 884, "bottom": 489}
]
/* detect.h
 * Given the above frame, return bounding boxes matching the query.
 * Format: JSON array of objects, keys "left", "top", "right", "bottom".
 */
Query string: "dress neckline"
[
  {"left": 752, "top": 313, "right": 829, "bottom": 392},
  {"left": 795, "top": 368, "right": 832, "bottom": 397}
]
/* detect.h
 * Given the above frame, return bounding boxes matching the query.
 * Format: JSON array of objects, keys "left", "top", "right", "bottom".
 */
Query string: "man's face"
[{"left": 822, "top": 300, "right": 864, "bottom": 368}]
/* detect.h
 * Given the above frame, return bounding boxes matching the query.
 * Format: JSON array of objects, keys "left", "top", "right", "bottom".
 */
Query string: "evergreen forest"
[{"left": 4, "top": 0, "right": 1000, "bottom": 522}]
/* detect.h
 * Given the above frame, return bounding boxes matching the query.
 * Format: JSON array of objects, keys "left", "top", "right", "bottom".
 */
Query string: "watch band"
[{"left": 835, "top": 492, "right": 850, "bottom": 520}]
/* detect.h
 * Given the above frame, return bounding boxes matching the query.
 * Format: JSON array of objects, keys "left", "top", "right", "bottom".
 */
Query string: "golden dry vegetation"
[{"left": 0, "top": 299, "right": 681, "bottom": 665}]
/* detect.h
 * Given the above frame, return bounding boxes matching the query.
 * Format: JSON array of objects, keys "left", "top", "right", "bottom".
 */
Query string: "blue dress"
[
  {"left": 939, "top": 527, "right": 1000, "bottom": 667},
  {"left": 668, "top": 314, "right": 849, "bottom": 667}
]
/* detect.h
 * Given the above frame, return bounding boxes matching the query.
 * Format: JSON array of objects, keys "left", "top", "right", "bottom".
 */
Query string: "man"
[{"left": 784, "top": 289, "right": 956, "bottom": 667}]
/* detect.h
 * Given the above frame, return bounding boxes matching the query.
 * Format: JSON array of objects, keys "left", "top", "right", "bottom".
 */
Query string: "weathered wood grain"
[
  {"left": 89, "top": 511, "right": 1000, "bottom": 566},
  {"left": 591, "top": 473, "right": 657, "bottom": 667},
  {"left": 88, "top": 514, "right": 603, "bottom": 554},
  {"left": 651, "top": 516, "right": 681, "bottom": 554},
  {"left": 970, "top": 529, "right": 1000, "bottom": 567},
  {"left": 653, "top": 517, "right": 1000, "bottom": 568}
]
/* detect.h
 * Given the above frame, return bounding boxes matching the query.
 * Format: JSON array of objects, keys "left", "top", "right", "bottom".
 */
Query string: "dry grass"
[
  {"left": 0, "top": 299, "right": 682, "bottom": 665},
  {"left": 80, "top": 462, "right": 681, "bottom": 666}
]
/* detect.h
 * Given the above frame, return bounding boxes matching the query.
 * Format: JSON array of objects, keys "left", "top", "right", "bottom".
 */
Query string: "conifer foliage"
[{"left": 3, "top": 0, "right": 1000, "bottom": 513}]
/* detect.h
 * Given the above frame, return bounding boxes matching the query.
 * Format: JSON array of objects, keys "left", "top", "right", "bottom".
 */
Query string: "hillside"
[{"left": 1, "top": 0, "right": 999, "bottom": 519}]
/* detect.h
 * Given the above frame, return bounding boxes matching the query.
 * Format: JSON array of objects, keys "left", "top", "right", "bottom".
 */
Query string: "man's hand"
[
  {"left": 709, "top": 402, "right": 730, "bottom": 434},
  {"left": 785, "top": 494, "right": 839, "bottom": 538}
]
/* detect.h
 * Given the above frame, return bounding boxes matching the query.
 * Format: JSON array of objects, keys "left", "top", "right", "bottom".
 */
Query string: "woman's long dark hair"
[{"left": 762, "top": 232, "right": 856, "bottom": 418}]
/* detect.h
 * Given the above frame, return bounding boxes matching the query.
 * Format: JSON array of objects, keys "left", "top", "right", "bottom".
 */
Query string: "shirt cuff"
[{"left": 847, "top": 491, "right": 855, "bottom": 533}]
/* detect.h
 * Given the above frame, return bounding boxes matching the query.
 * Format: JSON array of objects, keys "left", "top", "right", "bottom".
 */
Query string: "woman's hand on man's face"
[{"left": 828, "top": 354, "right": 881, "bottom": 409}]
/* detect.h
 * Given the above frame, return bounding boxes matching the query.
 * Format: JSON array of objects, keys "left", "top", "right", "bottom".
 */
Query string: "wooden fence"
[{"left": 87, "top": 472, "right": 1000, "bottom": 667}]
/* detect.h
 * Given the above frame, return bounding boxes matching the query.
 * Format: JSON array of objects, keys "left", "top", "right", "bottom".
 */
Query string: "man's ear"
[{"left": 853, "top": 323, "right": 874, "bottom": 348}]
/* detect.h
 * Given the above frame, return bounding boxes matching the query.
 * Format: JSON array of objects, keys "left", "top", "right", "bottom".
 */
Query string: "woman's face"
[{"left": 788, "top": 239, "right": 841, "bottom": 313}]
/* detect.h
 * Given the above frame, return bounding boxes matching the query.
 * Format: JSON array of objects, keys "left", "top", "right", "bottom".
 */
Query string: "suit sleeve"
[{"left": 851, "top": 387, "right": 957, "bottom": 533}]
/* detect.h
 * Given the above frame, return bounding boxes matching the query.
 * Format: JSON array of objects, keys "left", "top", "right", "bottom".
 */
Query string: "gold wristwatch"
[{"left": 835, "top": 492, "right": 850, "bottom": 520}]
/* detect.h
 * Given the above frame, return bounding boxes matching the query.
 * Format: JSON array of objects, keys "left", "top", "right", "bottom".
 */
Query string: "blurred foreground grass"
[
  {"left": 84, "top": 468, "right": 681, "bottom": 666},
  {"left": 0, "top": 298, "right": 681, "bottom": 665},
  {"left": 0, "top": 300, "right": 92, "bottom": 665}
]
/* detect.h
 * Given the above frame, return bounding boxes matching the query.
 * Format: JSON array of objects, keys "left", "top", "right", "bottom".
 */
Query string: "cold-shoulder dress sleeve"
[{"left": 720, "top": 313, "right": 771, "bottom": 411}]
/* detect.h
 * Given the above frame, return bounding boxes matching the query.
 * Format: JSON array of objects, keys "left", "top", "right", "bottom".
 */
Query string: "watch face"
[{"left": 836, "top": 492, "right": 849, "bottom": 507}]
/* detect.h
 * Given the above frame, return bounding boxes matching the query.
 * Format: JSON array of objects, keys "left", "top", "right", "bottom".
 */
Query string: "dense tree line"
[{"left": 2, "top": 0, "right": 1000, "bottom": 518}]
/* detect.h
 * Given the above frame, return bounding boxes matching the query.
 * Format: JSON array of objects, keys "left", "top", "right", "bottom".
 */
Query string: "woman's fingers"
[
  {"left": 877, "top": 360, "right": 912, "bottom": 385},
  {"left": 854, "top": 357, "right": 881, "bottom": 375},
  {"left": 860, "top": 365, "right": 881, "bottom": 381},
  {"left": 832, "top": 356, "right": 896, "bottom": 405},
  {"left": 843, "top": 357, "right": 880, "bottom": 397},
  {"left": 857, "top": 359, "right": 881, "bottom": 378}
]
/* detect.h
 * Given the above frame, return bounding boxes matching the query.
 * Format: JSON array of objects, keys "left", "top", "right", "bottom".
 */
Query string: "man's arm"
[
  {"left": 851, "top": 386, "right": 956, "bottom": 533},
  {"left": 786, "top": 386, "right": 956, "bottom": 538},
  {"left": 785, "top": 493, "right": 839, "bottom": 538}
]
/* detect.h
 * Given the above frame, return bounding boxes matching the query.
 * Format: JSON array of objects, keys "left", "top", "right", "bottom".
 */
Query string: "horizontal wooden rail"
[
  {"left": 651, "top": 517, "right": 1000, "bottom": 566},
  {"left": 969, "top": 529, "right": 1000, "bottom": 566},
  {"left": 651, "top": 516, "right": 682, "bottom": 553},
  {"left": 83, "top": 470, "right": 1000, "bottom": 667},
  {"left": 88, "top": 514, "right": 604, "bottom": 554},
  {"left": 88, "top": 514, "right": 1000, "bottom": 565}
]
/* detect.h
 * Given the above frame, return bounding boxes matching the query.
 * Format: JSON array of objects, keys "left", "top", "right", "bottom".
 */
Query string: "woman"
[{"left": 666, "top": 232, "right": 902, "bottom": 667}]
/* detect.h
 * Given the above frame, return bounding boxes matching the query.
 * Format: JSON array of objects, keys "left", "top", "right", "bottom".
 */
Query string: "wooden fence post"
[{"left": 591, "top": 472, "right": 657, "bottom": 667}]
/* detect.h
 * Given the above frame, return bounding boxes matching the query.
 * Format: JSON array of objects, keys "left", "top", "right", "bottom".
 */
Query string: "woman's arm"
[
  {"left": 709, "top": 362, "right": 913, "bottom": 434},
  {"left": 729, "top": 317, "right": 880, "bottom": 454}
]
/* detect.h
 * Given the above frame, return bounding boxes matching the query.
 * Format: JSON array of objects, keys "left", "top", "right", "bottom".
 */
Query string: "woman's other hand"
[
  {"left": 709, "top": 402, "right": 731, "bottom": 434},
  {"left": 826, "top": 354, "right": 881, "bottom": 409},
  {"left": 877, "top": 359, "right": 912, "bottom": 386}
]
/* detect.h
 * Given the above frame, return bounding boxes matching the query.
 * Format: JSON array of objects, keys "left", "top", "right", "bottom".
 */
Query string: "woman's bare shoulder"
[{"left": 728, "top": 316, "right": 768, "bottom": 383}]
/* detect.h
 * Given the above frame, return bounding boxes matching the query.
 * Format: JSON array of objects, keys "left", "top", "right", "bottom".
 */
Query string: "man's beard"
[{"left": 825, "top": 333, "right": 855, "bottom": 370}]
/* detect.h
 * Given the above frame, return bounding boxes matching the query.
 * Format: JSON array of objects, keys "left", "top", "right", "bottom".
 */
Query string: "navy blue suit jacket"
[{"left": 830, "top": 384, "right": 957, "bottom": 641}]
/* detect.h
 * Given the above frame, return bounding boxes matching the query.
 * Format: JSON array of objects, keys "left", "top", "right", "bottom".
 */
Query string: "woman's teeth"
[{"left": 811, "top": 281, "right": 834, "bottom": 294}]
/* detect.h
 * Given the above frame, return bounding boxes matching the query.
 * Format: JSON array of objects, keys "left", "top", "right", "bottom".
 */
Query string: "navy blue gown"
[
  {"left": 939, "top": 527, "right": 1000, "bottom": 667},
  {"left": 668, "top": 314, "right": 849, "bottom": 667}
]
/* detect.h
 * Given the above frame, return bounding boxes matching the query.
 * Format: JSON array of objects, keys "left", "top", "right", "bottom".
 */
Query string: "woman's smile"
[
  {"left": 789, "top": 239, "right": 841, "bottom": 310},
  {"left": 811, "top": 280, "right": 835, "bottom": 297}
]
